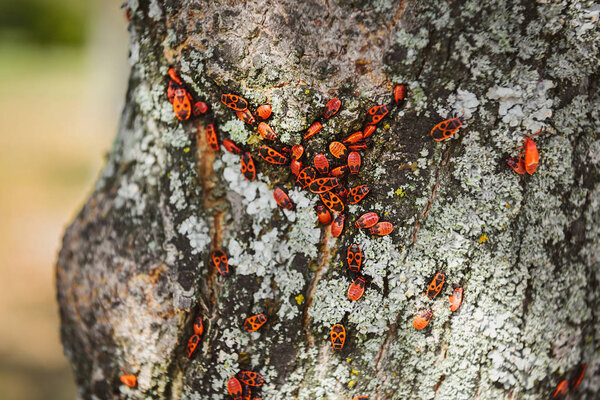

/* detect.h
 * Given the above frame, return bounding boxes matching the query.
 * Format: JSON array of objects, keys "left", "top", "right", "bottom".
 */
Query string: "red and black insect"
[
  {"left": 315, "top": 203, "right": 332, "bottom": 225},
  {"left": 193, "top": 316, "right": 204, "bottom": 335},
  {"left": 348, "top": 185, "right": 370, "bottom": 204},
  {"left": 241, "top": 152, "right": 256, "bottom": 181},
  {"left": 167, "top": 80, "right": 178, "bottom": 104},
  {"left": 507, "top": 156, "right": 526, "bottom": 175},
  {"left": 427, "top": 271, "right": 445, "bottom": 298},
  {"left": 223, "top": 139, "right": 243, "bottom": 155},
  {"left": 523, "top": 136, "right": 539, "bottom": 174},
  {"left": 297, "top": 166, "right": 317, "bottom": 188},
  {"left": 309, "top": 177, "right": 339, "bottom": 194},
  {"left": 413, "top": 310, "right": 432, "bottom": 330},
  {"left": 394, "top": 84, "right": 406, "bottom": 104},
  {"left": 331, "top": 214, "right": 345, "bottom": 237},
  {"left": 330, "top": 165, "right": 350, "bottom": 178},
  {"left": 369, "top": 221, "right": 393, "bottom": 236},
  {"left": 244, "top": 314, "right": 267, "bottom": 332},
  {"left": 242, "top": 385, "right": 251, "bottom": 400},
  {"left": 343, "top": 131, "right": 364, "bottom": 145},
  {"left": 206, "top": 124, "right": 220, "bottom": 151},
  {"left": 314, "top": 153, "right": 330, "bottom": 175},
  {"left": 291, "top": 144, "right": 304, "bottom": 160},
  {"left": 228, "top": 377, "right": 243, "bottom": 400},
  {"left": 430, "top": 117, "right": 462, "bottom": 141},
  {"left": 120, "top": 374, "right": 137, "bottom": 388},
  {"left": 290, "top": 159, "right": 302, "bottom": 177},
  {"left": 173, "top": 88, "right": 192, "bottom": 121},
  {"left": 186, "top": 334, "right": 201, "bottom": 358},
  {"left": 347, "top": 244, "right": 362, "bottom": 272},
  {"left": 258, "top": 122, "right": 277, "bottom": 141},
  {"left": 348, "top": 152, "right": 361, "bottom": 175},
  {"left": 273, "top": 188, "right": 294, "bottom": 210},
  {"left": 348, "top": 276, "right": 366, "bottom": 301},
  {"left": 221, "top": 94, "right": 248, "bottom": 112},
  {"left": 352, "top": 397, "right": 369, "bottom": 400},
  {"left": 365, "top": 105, "right": 389, "bottom": 125},
  {"left": 449, "top": 287, "right": 463, "bottom": 312},
  {"left": 570, "top": 364, "right": 587, "bottom": 390},
  {"left": 320, "top": 191, "right": 344, "bottom": 213},
  {"left": 552, "top": 380, "right": 568, "bottom": 398},
  {"left": 363, "top": 124, "right": 376, "bottom": 138},
  {"left": 237, "top": 371, "right": 264, "bottom": 387},
  {"left": 330, "top": 323, "right": 346, "bottom": 350},
  {"left": 236, "top": 109, "right": 256, "bottom": 125},
  {"left": 332, "top": 185, "right": 348, "bottom": 203},
  {"left": 192, "top": 101, "right": 208, "bottom": 116},
  {"left": 256, "top": 104, "right": 272, "bottom": 120},
  {"left": 211, "top": 250, "right": 229, "bottom": 275},
  {"left": 303, "top": 121, "right": 323, "bottom": 141},
  {"left": 259, "top": 146, "right": 289, "bottom": 165},
  {"left": 348, "top": 141, "right": 370, "bottom": 151},
  {"left": 168, "top": 68, "right": 184, "bottom": 85},
  {"left": 355, "top": 212, "right": 379, "bottom": 229},
  {"left": 329, "top": 141, "right": 348, "bottom": 159},
  {"left": 323, "top": 98, "right": 342, "bottom": 119}
]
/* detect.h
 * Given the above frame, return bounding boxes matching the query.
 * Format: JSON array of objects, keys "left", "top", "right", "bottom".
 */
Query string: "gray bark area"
[{"left": 56, "top": 0, "right": 600, "bottom": 399}]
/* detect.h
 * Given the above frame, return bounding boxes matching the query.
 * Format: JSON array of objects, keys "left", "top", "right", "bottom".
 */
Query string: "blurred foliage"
[{"left": 0, "top": 0, "right": 90, "bottom": 47}]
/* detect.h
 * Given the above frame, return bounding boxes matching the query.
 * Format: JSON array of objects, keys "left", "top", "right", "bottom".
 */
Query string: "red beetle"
[
  {"left": 329, "top": 141, "right": 348, "bottom": 159},
  {"left": 228, "top": 377, "right": 243, "bottom": 400},
  {"left": 206, "top": 124, "right": 220, "bottom": 151},
  {"left": 413, "top": 310, "right": 432, "bottom": 330},
  {"left": 241, "top": 152, "right": 256, "bottom": 181},
  {"left": 347, "top": 244, "right": 361, "bottom": 272},
  {"left": 273, "top": 188, "right": 294, "bottom": 210},
  {"left": 330, "top": 165, "right": 350, "bottom": 178},
  {"left": 331, "top": 214, "right": 345, "bottom": 237},
  {"left": 186, "top": 333, "right": 201, "bottom": 358},
  {"left": 552, "top": 380, "right": 569, "bottom": 398},
  {"left": 320, "top": 191, "right": 344, "bottom": 213},
  {"left": 291, "top": 144, "right": 304, "bottom": 160},
  {"left": 427, "top": 271, "right": 445, "bottom": 299},
  {"left": 192, "top": 101, "right": 208, "bottom": 116},
  {"left": 236, "top": 371, "right": 264, "bottom": 387},
  {"left": 394, "top": 84, "right": 406, "bottom": 104},
  {"left": 507, "top": 156, "right": 526, "bottom": 175},
  {"left": 256, "top": 104, "right": 272, "bottom": 120},
  {"left": 173, "top": 88, "right": 192, "bottom": 121},
  {"left": 348, "top": 276, "right": 366, "bottom": 301},
  {"left": 221, "top": 94, "right": 248, "bottom": 112},
  {"left": 297, "top": 166, "right": 317, "bottom": 188},
  {"left": 244, "top": 314, "right": 267, "bottom": 332},
  {"left": 258, "top": 146, "right": 289, "bottom": 165},
  {"left": 315, "top": 203, "right": 332, "bottom": 225},
  {"left": 343, "top": 131, "right": 364, "bottom": 145},
  {"left": 363, "top": 125, "right": 376, "bottom": 138},
  {"left": 330, "top": 323, "right": 346, "bottom": 350},
  {"left": 236, "top": 109, "right": 256, "bottom": 125},
  {"left": 290, "top": 159, "right": 302, "bottom": 177},
  {"left": 430, "top": 117, "right": 462, "bottom": 141},
  {"left": 120, "top": 374, "right": 137, "bottom": 388},
  {"left": 449, "top": 287, "right": 463, "bottom": 312},
  {"left": 570, "top": 364, "right": 587, "bottom": 390},
  {"left": 365, "top": 105, "right": 388, "bottom": 125},
  {"left": 258, "top": 122, "right": 277, "bottom": 141},
  {"left": 369, "top": 222, "right": 393, "bottom": 236},
  {"left": 211, "top": 250, "right": 229, "bottom": 275},
  {"left": 323, "top": 98, "right": 342, "bottom": 119},
  {"left": 193, "top": 316, "right": 204, "bottom": 335},
  {"left": 223, "top": 139, "right": 243, "bottom": 155},
  {"left": 523, "top": 136, "right": 539, "bottom": 174},
  {"left": 309, "top": 177, "right": 339, "bottom": 194},
  {"left": 355, "top": 212, "right": 379, "bottom": 229},
  {"left": 303, "top": 121, "right": 323, "bottom": 141},
  {"left": 348, "top": 185, "right": 370, "bottom": 204},
  {"left": 314, "top": 153, "right": 330, "bottom": 175},
  {"left": 348, "top": 152, "right": 361, "bottom": 175}
]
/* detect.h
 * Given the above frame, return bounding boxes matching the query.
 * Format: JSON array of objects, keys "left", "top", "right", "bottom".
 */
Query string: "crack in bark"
[
  {"left": 302, "top": 227, "right": 332, "bottom": 346},
  {"left": 374, "top": 313, "right": 401, "bottom": 400}
]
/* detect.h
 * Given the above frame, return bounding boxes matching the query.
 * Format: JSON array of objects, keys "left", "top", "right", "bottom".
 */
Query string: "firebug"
[
  {"left": 330, "top": 323, "right": 346, "bottom": 350},
  {"left": 244, "top": 314, "right": 267, "bottom": 332},
  {"left": 273, "top": 188, "right": 294, "bottom": 210},
  {"left": 323, "top": 98, "right": 342, "bottom": 119},
  {"left": 120, "top": 374, "right": 137, "bottom": 388},
  {"left": 173, "top": 88, "right": 192, "bottom": 120},
  {"left": 332, "top": 184, "right": 348, "bottom": 203},
  {"left": 236, "top": 109, "right": 256, "bottom": 125},
  {"left": 449, "top": 287, "right": 463, "bottom": 312},
  {"left": 343, "top": 131, "right": 364, "bottom": 145},
  {"left": 206, "top": 124, "right": 220, "bottom": 151},
  {"left": 552, "top": 380, "right": 568, "bottom": 398},
  {"left": 223, "top": 139, "right": 243, "bottom": 155},
  {"left": 211, "top": 250, "right": 229, "bottom": 275},
  {"left": 331, "top": 214, "right": 345, "bottom": 237},
  {"left": 320, "top": 191, "right": 344, "bottom": 213},
  {"left": 192, "top": 101, "right": 208, "bottom": 116},
  {"left": 228, "top": 377, "right": 243, "bottom": 400},
  {"left": 355, "top": 212, "right": 379, "bottom": 229},
  {"left": 427, "top": 271, "right": 445, "bottom": 299},
  {"left": 413, "top": 310, "right": 432, "bottom": 330},
  {"left": 430, "top": 117, "right": 462, "bottom": 141},
  {"left": 303, "top": 122, "right": 323, "bottom": 141},
  {"left": 314, "top": 153, "right": 330, "bottom": 175},
  {"left": 394, "top": 84, "right": 406, "bottom": 104},
  {"left": 363, "top": 125, "right": 376, "bottom": 138},
  {"left": 258, "top": 122, "right": 277, "bottom": 141},
  {"left": 236, "top": 371, "right": 264, "bottom": 387},
  {"left": 291, "top": 144, "right": 304, "bottom": 160},
  {"left": 256, "top": 104, "right": 272, "bottom": 120},
  {"left": 241, "top": 152, "right": 256, "bottom": 181},
  {"left": 297, "top": 166, "right": 317, "bottom": 188},
  {"left": 523, "top": 136, "right": 539, "bottom": 174},
  {"left": 290, "top": 159, "right": 302, "bottom": 177},
  {"left": 348, "top": 185, "right": 370, "bottom": 204},
  {"left": 365, "top": 105, "right": 389, "bottom": 125},
  {"left": 329, "top": 141, "right": 348, "bottom": 159},
  {"left": 369, "top": 222, "right": 393, "bottom": 236},
  {"left": 221, "top": 94, "right": 248, "bottom": 111},
  {"left": 167, "top": 68, "right": 183, "bottom": 85},
  {"left": 186, "top": 333, "right": 201, "bottom": 358},
  {"left": 348, "top": 276, "right": 366, "bottom": 301},
  {"left": 570, "top": 364, "right": 587, "bottom": 390},
  {"left": 348, "top": 152, "right": 361, "bottom": 175},
  {"left": 258, "top": 146, "right": 289, "bottom": 165},
  {"left": 315, "top": 203, "right": 332, "bottom": 225},
  {"left": 193, "top": 316, "right": 204, "bottom": 335},
  {"left": 309, "top": 177, "right": 339, "bottom": 194},
  {"left": 330, "top": 165, "right": 350, "bottom": 178},
  {"left": 348, "top": 142, "right": 369, "bottom": 151},
  {"left": 507, "top": 156, "right": 526, "bottom": 175},
  {"left": 347, "top": 244, "right": 362, "bottom": 272}
]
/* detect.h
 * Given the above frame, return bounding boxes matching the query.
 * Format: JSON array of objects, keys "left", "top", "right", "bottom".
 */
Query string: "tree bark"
[{"left": 56, "top": 0, "right": 600, "bottom": 399}]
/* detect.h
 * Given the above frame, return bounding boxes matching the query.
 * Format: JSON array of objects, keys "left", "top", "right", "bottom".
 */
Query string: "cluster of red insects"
[{"left": 118, "top": 68, "right": 577, "bottom": 398}]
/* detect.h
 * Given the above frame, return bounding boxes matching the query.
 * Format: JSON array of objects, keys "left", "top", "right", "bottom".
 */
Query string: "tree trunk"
[{"left": 56, "top": 0, "right": 600, "bottom": 399}]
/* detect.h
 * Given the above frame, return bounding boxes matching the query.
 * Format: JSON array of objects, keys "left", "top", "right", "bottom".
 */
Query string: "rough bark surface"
[{"left": 56, "top": 1, "right": 600, "bottom": 399}]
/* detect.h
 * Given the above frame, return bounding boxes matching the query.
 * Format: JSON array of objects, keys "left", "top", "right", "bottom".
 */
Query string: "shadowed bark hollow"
[{"left": 56, "top": 1, "right": 600, "bottom": 399}]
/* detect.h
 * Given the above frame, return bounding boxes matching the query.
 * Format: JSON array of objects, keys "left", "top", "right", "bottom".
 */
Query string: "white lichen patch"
[{"left": 177, "top": 216, "right": 210, "bottom": 254}]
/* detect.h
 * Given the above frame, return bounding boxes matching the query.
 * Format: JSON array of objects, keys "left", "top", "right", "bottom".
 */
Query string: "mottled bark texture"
[{"left": 56, "top": 0, "right": 600, "bottom": 399}]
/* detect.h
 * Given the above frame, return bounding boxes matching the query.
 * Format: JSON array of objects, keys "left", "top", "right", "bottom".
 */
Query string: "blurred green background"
[{"left": 0, "top": 0, "right": 128, "bottom": 399}]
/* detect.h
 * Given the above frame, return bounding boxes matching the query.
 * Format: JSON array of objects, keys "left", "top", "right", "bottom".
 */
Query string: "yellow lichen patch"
[
  {"left": 478, "top": 234, "right": 488, "bottom": 243},
  {"left": 305, "top": 89, "right": 310, "bottom": 94},
  {"left": 247, "top": 135, "right": 262, "bottom": 145},
  {"left": 183, "top": 147, "right": 190, "bottom": 153},
  {"left": 348, "top": 380, "right": 355, "bottom": 388},
  {"left": 384, "top": 124, "right": 390, "bottom": 130},
  {"left": 351, "top": 369, "right": 359, "bottom": 376},
  {"left": 346, "top": 358, "right": 352, "bottom": 363},
  {"left": 395, "top": 188, "right": 406, "bottom": 197},
  {"left": 295, "top": 294, "right": 304, "bottom": 305},
  {"left": 506, "top": 203, "right": 510, "bottom": 208}
]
